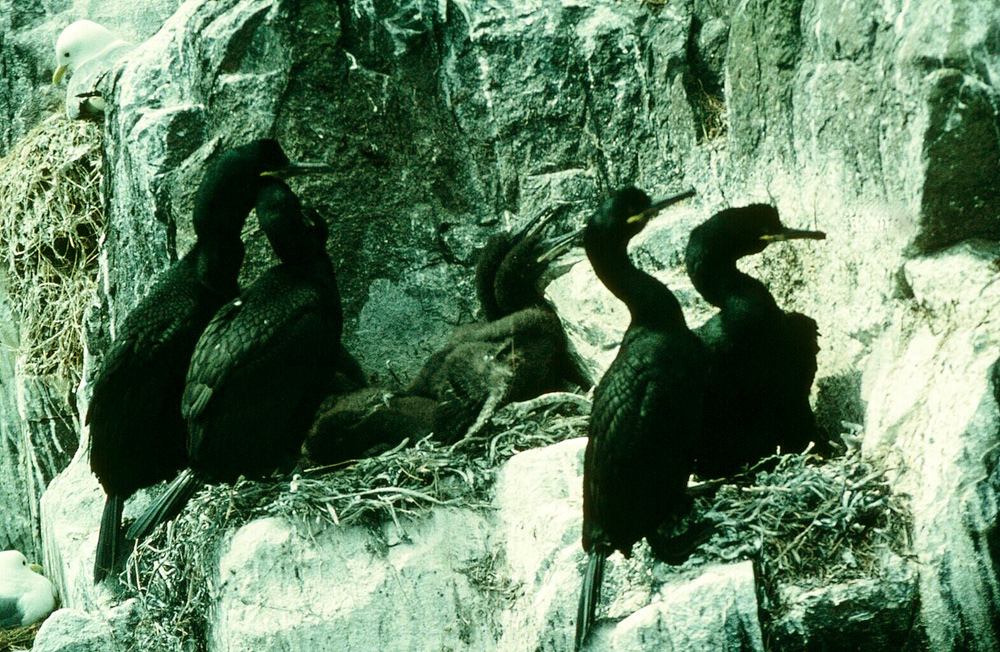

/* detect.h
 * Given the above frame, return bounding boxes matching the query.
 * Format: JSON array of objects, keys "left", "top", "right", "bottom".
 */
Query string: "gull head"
[{"left": 53, "top": 19, "right": 118, "bottom": 84}]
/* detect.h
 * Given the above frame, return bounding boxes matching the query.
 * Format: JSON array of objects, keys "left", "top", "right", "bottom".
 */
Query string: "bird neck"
[
  {"left": 187, "top": 240, "right": 245, "bottom": 299},
  {"left": 284, "top": 252, "right": 343, "bottom": 316},
  {"left": 688, "top": 248, "right": 781, "bottom": 323},
  {"left": 587, "top": 236, "right": 686, "bottom": 330},
  {"left": 191, "top": 182, "right": 257, "bottom": 245},
  {"left": 476, "top": 234, "right": 513, "bottom": 321}
]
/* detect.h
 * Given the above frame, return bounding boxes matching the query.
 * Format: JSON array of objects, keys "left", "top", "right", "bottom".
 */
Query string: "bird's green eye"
[{"left": 64, "top": 52, "right": 70, "bottom": 57}]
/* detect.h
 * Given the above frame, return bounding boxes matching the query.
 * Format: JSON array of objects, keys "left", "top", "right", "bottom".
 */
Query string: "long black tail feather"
[
  {"left": 575, "top": 551, "right": 606, "bottom": 651},
  {"left": 93, "top": 493, "right": 124, "bottom": 583},
  {"left": 126, "top": 468, "right": 202, "bottom": 541}
]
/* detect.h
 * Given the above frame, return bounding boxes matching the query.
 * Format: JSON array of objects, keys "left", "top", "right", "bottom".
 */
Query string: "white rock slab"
[
  {"left": 211, "top": 510, "right": 494, "bottom": 652},
  {"left": 863, "top": 240, "right": 1000, "bottom": 651}
]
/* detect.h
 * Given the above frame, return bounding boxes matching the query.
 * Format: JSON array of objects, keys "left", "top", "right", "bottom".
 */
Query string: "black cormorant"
[
  {"left": 575, "top": 187, "right": 705, "bottom": 651},
  {"left": 406, "top": 209, "right": 582, "bottom": 443},
  {"left": 87, "top": 139, "right": 323, "bottom": 583},
  {"left": 126, "top": 177, "right": 344, "bottom": 541},
  {"left": 685, "top": 204, "right": 825, "bottom": 479}
]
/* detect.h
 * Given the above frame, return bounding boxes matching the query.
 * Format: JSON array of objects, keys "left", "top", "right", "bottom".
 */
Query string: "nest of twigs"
[
  {"left": 123, "top": 397, "right": 908, "bottom": 651},
  {"left": 125, "top": 394, "right": 589, "bottom": 652},
  {"left": 0, "top": 622, "right": 42, "bottom": 652},
  {"left": 0, "top": 114, "right": 104, "bottom": 381},
  {"left": 705, "top": 445, "right": 911, "bottom": 606}
]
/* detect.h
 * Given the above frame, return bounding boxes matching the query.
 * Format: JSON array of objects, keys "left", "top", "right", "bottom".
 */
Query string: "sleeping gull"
[{"left": 0, "top": 550, "right": 57, "bottom": 629}]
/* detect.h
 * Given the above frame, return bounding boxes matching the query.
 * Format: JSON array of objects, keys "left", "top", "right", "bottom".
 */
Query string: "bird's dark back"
[
  {"left": 182, "top": 262, "right": 342, "bottom": 481},
  {"left": 87, "top": 255, "right": 227, "bottom": 495},
  {"left": 583, "top": 325, "right": 706, "bottom": 555},
  {"left": 695, "top": 307, "right": 819, "bottom": 478}
]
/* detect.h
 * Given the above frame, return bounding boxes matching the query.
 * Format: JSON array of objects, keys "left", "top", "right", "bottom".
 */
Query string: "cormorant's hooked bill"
[
  {"left": 759, "top": 227, "right": 826, "bottom": 242},
  {"left": 261, "top": 162, "right": 335, "bottom": 178},
  {"left": 629, "top": 187, "right": 697, "bottom": 225},
  {"left": 538, "top": 187, "right": 696, "bottom": 262}
]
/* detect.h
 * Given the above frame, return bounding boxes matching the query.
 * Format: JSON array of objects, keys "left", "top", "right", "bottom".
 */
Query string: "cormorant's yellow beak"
[
  {"left": 260, "top": 162, "right": 334, "bottom": 179},
  {"left": 627, "top": 188, "right": 696, "bottom": 226},
  {"left": 760, "top": 228, "right": 826, "bottom": 243},
  {"left": 53, "top": 65, "right": 69, "bottom": 85},
  {"left": 625, "top": 212, "right": 649, "bottom": 227},
  {"left": 28, "top": 563, "right": 44, "bottom": 574}
]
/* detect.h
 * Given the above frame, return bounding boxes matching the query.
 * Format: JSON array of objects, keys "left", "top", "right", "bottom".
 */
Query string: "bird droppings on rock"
[{"left": 0, "top": 114, "right": 104, "bottom": 382}]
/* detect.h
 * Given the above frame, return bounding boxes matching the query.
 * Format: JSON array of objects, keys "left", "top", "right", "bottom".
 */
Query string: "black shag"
[
  {"left": 576, "top": 187, "right": 705, "bottom": 651},
  {"left": 685, "top": 204, "right": 825, "bottom": 479},
  {"left": 87, "top": 139, "right": 322, "bottom": 583},
  {"left": 126, "top": 177, "right": 344, "bottom": 541},
  {"left": 407, "top": 209, "right": 582, "bottom": 443}
]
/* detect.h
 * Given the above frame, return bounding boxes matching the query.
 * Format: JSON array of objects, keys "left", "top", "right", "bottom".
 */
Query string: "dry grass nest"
[
  {"left": 123, "top": 397, "right": 908, "bottom": 651},
  {"left": 0, "top": 623, "right": 42, "bottom": 652},
  {"left": 0, "top": 114, "right": 104, "bottom": 381},
  {"left": 690, "top": 81, "right": 728, "bottom": 143},
  {"left": 700, "top": 443, "right": 911, "bottom": 605}
]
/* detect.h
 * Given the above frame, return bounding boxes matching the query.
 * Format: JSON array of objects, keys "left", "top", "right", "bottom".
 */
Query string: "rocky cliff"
[{"left": 0, "top": 0, "right": 997, "bottom": 649}]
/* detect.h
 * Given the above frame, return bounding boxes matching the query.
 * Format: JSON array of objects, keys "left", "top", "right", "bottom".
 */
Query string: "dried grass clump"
[
  {"left": 688, "top": 80, "right": 729, "bottom": 143},
  {"left": 125, "top": 393, "right": 588, "bottom": 652},
  {"left": 707, "top": 446, "right": 911, "bottom": 600},
  {"left": 0, "top": 114, "right": 104, "bottom": 381},
  {"left": 0, "top": 622, "right": 42, "bottom": 652}
]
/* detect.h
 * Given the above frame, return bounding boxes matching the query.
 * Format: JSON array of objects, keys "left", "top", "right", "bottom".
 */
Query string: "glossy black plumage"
[
  {"left": 127, "top": 178, "right": 344, "bottom": 541},
  {"left": 87, "top": 139, "right": 298, "bottom": 583},
  {"left": 576, "top": 188, "right": 705, "bottom": 650},
  {"left": 407, "top": 210, "right": 582, "bottom": 443},
  {"left": 685, "top": 204, "right": 825, "bottom": 479}
]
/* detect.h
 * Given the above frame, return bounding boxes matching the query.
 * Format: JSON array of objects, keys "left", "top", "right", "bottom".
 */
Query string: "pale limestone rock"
[
  {"left": 31, "top": 607, "right": 124, "bottom": 652},
  {"left": 863, "top": 241, "right": 1000, "bottom": 652},
  {"left": 770, "top": 556, "right": 919, "bottom": 650},
  {"left": 211, "top": 511, "right": 495, "bottom": 651},
  {"left": 593, "top": 562, "right": 763, "bottom": 652},
  {"left": 38, "top": 445, "right": 103, "bottom": 612},
  {"left": 494, "top": 438, "right": 764, "bottom": 652}
]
